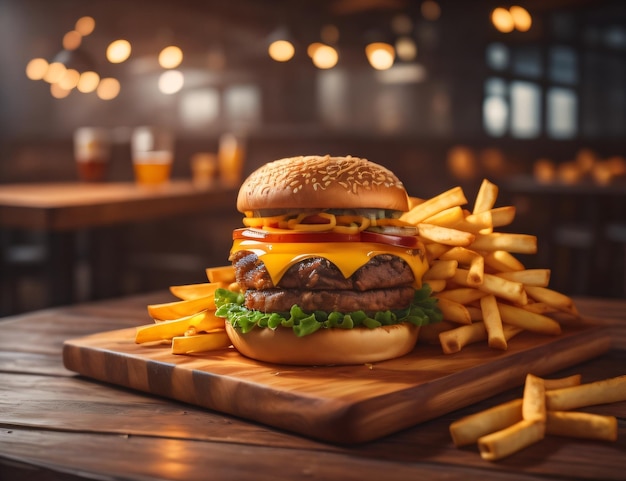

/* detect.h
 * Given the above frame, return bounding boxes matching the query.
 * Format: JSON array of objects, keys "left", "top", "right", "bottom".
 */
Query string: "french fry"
[
  {"left": 169, "top": 282, "right": 228, "bottom": 301},
  {"left": 435, "top": 287, "right": 486, "bottom": 305},
  {"left": 524, "top": 285, "right": 576, "bottom": 312},
  {"left": 435, "top": 297, "right": 472, "bottom": 325},
  {"left": 423, "top": 259, "right": 458, "bottom": 280},
  {"left": 453, "top": 269, "right": 527, "bottom": 305},
  {"left": 480, "top": 294, "right": 507, "bottom": 350},
  {"left": 401, "top": 186, "right": 468, "bottom": 225},
  {"left": 546, "top": 375, "right": 626, "bottom": 411},
  {"left": 439, "top": 322, "right": 486, "bottom": 354},
  {"left": 490, "top": 206, "right": 516, "bottom": 228},
  {"left": 147, "top": 295, "right": 217, "bottom": 321},
  {"left": 469, "top": 233, "right": 537, "bottom": 254},
  {"left": 483, "top": 251, "right": 525, "bottom": 272},
  {"left": 478, "top": 419, "right": 545, "bottom": 461},
  {"left": 522, "top": 374, "right": 546, "bottom": 422},
  {"left": 171, "top": 329, "right": 231, "bottom": 354},
  {"left": 497, "top": 302, "right": 562, "bottom": 335},
  {"left": 522, "top": 302, "right": 560, "bottom": 315},
  {"left": 422, "top": 206, "right": 465, "bottom": 227},
  {"left": 450, "top": 399, "right": 523, "bottom": 447},
  {"left": 135, "top": 310, "right": 225, "bottom": 344},
  {"left": 417, "top": 223, "right": 475, "bottom": 246},
  {"left": 503, "top": 324, "right": 523, "bottom": 341},
  {"left": 456, "top": 210, "right": 493, "bottom": 234},
  {"left": 546, "top": 411, "right": 618, "bottom": 441},
  {"left": 205, "top": 265, "right": 236, "bottom": 283},
  {"left": 542, "top": 374, "right": 581, "bottom": 390},
  {"left": 424, "top": 243, "right": 451, "bottom": 262},
  {"left": 473, "top": 178, "right": 499, "bottom": 214},
  {"left": 440, "top": 247, "right": 484, "bottom": 286},
  {"left": 496, "top": 269, "right": 551, "bottom": 287}
]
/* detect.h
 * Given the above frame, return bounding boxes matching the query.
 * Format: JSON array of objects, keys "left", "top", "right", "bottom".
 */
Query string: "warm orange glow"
[
  {"left": 268, "top": 40, "right": 295, "bottom": 62},
  {"left": 75, "top": 16, "right": 95, "bottom": 36},
  {"left": 26, "top": 58, "right": 49, "bottom": 80},
  {"left": 63, "top": 30, "right": 82, "bottom": 50},
  {"left": 77, "top": 71, "right": 100, "bottom": 93},
  {"left": 311, "top": 44, "right": 338, "bottom": 69},
  {"left": 447, "top": 146, "right": 477, "bottom": 181},
  {"left": 97, "top": 77, "right": 121, "bottom": 100},
  {"left": 365, "top": 43, "right": 395, "bottom": 70},
  {"left": 533, "top": 158, "right": 556, "bottom": 183},
  {"left": 50, "top": 82, "right": 71, "bottom": 99},
  {"left": 43, "top": 62, "right": 67, "bottom": 83},
  {"left": 510, "top": 6, "right": 532, "bottom": 32},
  {"left": 58, "top": 68, "right": 80, "bottom": 90},
  {"left": 491, "top": 7, "right": 515, "bottom": 33},
  {"left": 107, "top": 39, "right": 132, "bottom": 63},
  {"left": 421, "top": 0, "right": 441, "bottom": 21},
  {"left": 158, "top": 46, "right": 183, "bottom": 69},
  {"left": 307, "top": 42, "right": 324, "bottom": 58}
]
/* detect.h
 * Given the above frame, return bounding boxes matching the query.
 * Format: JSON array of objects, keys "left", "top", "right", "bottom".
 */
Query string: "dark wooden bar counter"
[
  {"left": 0, "top": 181, "right": 238, "bottom": 312},
  {"left": 0, "top": 293, "right": 624, "bottom": 480}
]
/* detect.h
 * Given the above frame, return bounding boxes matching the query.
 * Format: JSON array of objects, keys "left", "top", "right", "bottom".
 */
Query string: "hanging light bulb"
[
  {"left": 268, "top": 39, "right": 295, "bottom": 62},
  {"left": 491, "top": 7, "right": 515, "bottom": 33},
  {"left": 267, "top": 27, "right": 295, "bottom": 62},
  {"left": 365, "top": 42, "right": 395, "bottom": 70},
  {"left": 311, "top": 44, "right": 338, "bottom": 69}
]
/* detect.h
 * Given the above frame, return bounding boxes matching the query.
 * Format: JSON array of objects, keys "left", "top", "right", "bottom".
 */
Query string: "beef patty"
[{"left": 231, "top": 251, "right": 416, "bottom": 313}]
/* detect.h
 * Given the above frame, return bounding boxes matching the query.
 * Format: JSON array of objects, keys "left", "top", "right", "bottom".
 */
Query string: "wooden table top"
[
  {"left": 0, "top": 180, "right": 239, "bottom": 230},
  {"left": 0, "top": 293, "right": 625, "bottom": 481}
]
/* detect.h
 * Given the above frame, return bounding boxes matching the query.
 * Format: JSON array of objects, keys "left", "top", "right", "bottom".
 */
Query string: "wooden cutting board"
[{"left": 63, "top": 320, "right": 611, "bottom": 444}]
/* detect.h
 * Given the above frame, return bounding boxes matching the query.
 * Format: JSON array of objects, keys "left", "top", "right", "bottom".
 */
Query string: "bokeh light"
[
  {"left": 491, "top": 7, "right": 515, "bottom": 33},
  {"left": 97, "top": 77, "right": 121, "bottom": 100},
  {"left": 158, "top": 70, "right": 184, "bottom": 94},
  {"left": 107, "top": 39, "right": 132, "bottom": 63},
  {"left": 75, "top": 16, "right": 95, "bottom": 36},
  {"left": 311, "top": 44, "right": 338, "bottom": 69},
  {"left": 25, "top": 58, "right": 49, "bottom": 80},
  {"left": 63, "top": 30, "right": 82, "bottom": 50},
  {"left": 365, "top": 43, "right": 395, "bottom": 70},
  {"left": 77, "top": 71, "right": 100, "bottom": 93},
  {"left": 268, "top": 40, "right": 295, "bottom": 62},
  {"left": 158, "top": 46, "right": 183, "bottom": 69}
]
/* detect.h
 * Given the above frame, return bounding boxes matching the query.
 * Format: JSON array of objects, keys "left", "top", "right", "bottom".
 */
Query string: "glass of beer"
[
  {"left": 131, "top": 126, "right": 174, "bottom": 186},
  {"left": 74, "top": 127, "right": 110, "bottom": 182},
  {"left": 218, "top": 132, "right": 246, "bottom": 187}
]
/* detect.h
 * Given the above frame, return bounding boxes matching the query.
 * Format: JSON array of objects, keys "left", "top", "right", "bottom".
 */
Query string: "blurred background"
[{"left": 1, "top": 0, "right": 625, "bottom": 315}]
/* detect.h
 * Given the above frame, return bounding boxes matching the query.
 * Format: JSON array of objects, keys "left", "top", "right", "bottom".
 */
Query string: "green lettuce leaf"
[{"left": 215, "top": 284, "right": 442, "bottom": 338}]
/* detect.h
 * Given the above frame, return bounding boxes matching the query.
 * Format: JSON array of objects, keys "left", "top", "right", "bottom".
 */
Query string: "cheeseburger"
[{"left": 215, "top": 155, "right": 441, "bottom": 365}]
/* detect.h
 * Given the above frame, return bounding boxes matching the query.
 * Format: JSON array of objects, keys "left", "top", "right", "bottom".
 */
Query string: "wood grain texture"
[
  {"left": 63, "top": 321, "right": 612, "bottom": 444},
  {"left": 0, "top": 181, "right": 238, "bottom": 230}
]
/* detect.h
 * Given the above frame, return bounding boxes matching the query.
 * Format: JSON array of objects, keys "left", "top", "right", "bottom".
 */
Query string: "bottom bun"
[{"left": 225, "top": 322, "right": 420, "bottom": 366}]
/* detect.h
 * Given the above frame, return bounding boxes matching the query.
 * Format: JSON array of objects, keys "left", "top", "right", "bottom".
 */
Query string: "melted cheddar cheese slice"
[{"left": 230, "top": 239, "right": 428, "bottom": 288}]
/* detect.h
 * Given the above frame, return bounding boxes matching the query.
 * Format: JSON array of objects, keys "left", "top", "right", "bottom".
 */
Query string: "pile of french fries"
[
  {"left": 134, "top": 266, "right": 237, "bottom": 354},
  {"left": 400, "top": 178, "right": 579, "bottom": 354},
  {"left": 136, "top": 177, "right": 577, "bottom": 355},
  {"left": 450, "top": 373, "right": 626, "bottom": 460}
]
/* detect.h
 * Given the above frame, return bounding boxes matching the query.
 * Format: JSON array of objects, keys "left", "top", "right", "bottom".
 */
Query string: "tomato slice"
[{"left": 233, "top": 228, "right": 420, "bottom": 248}]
